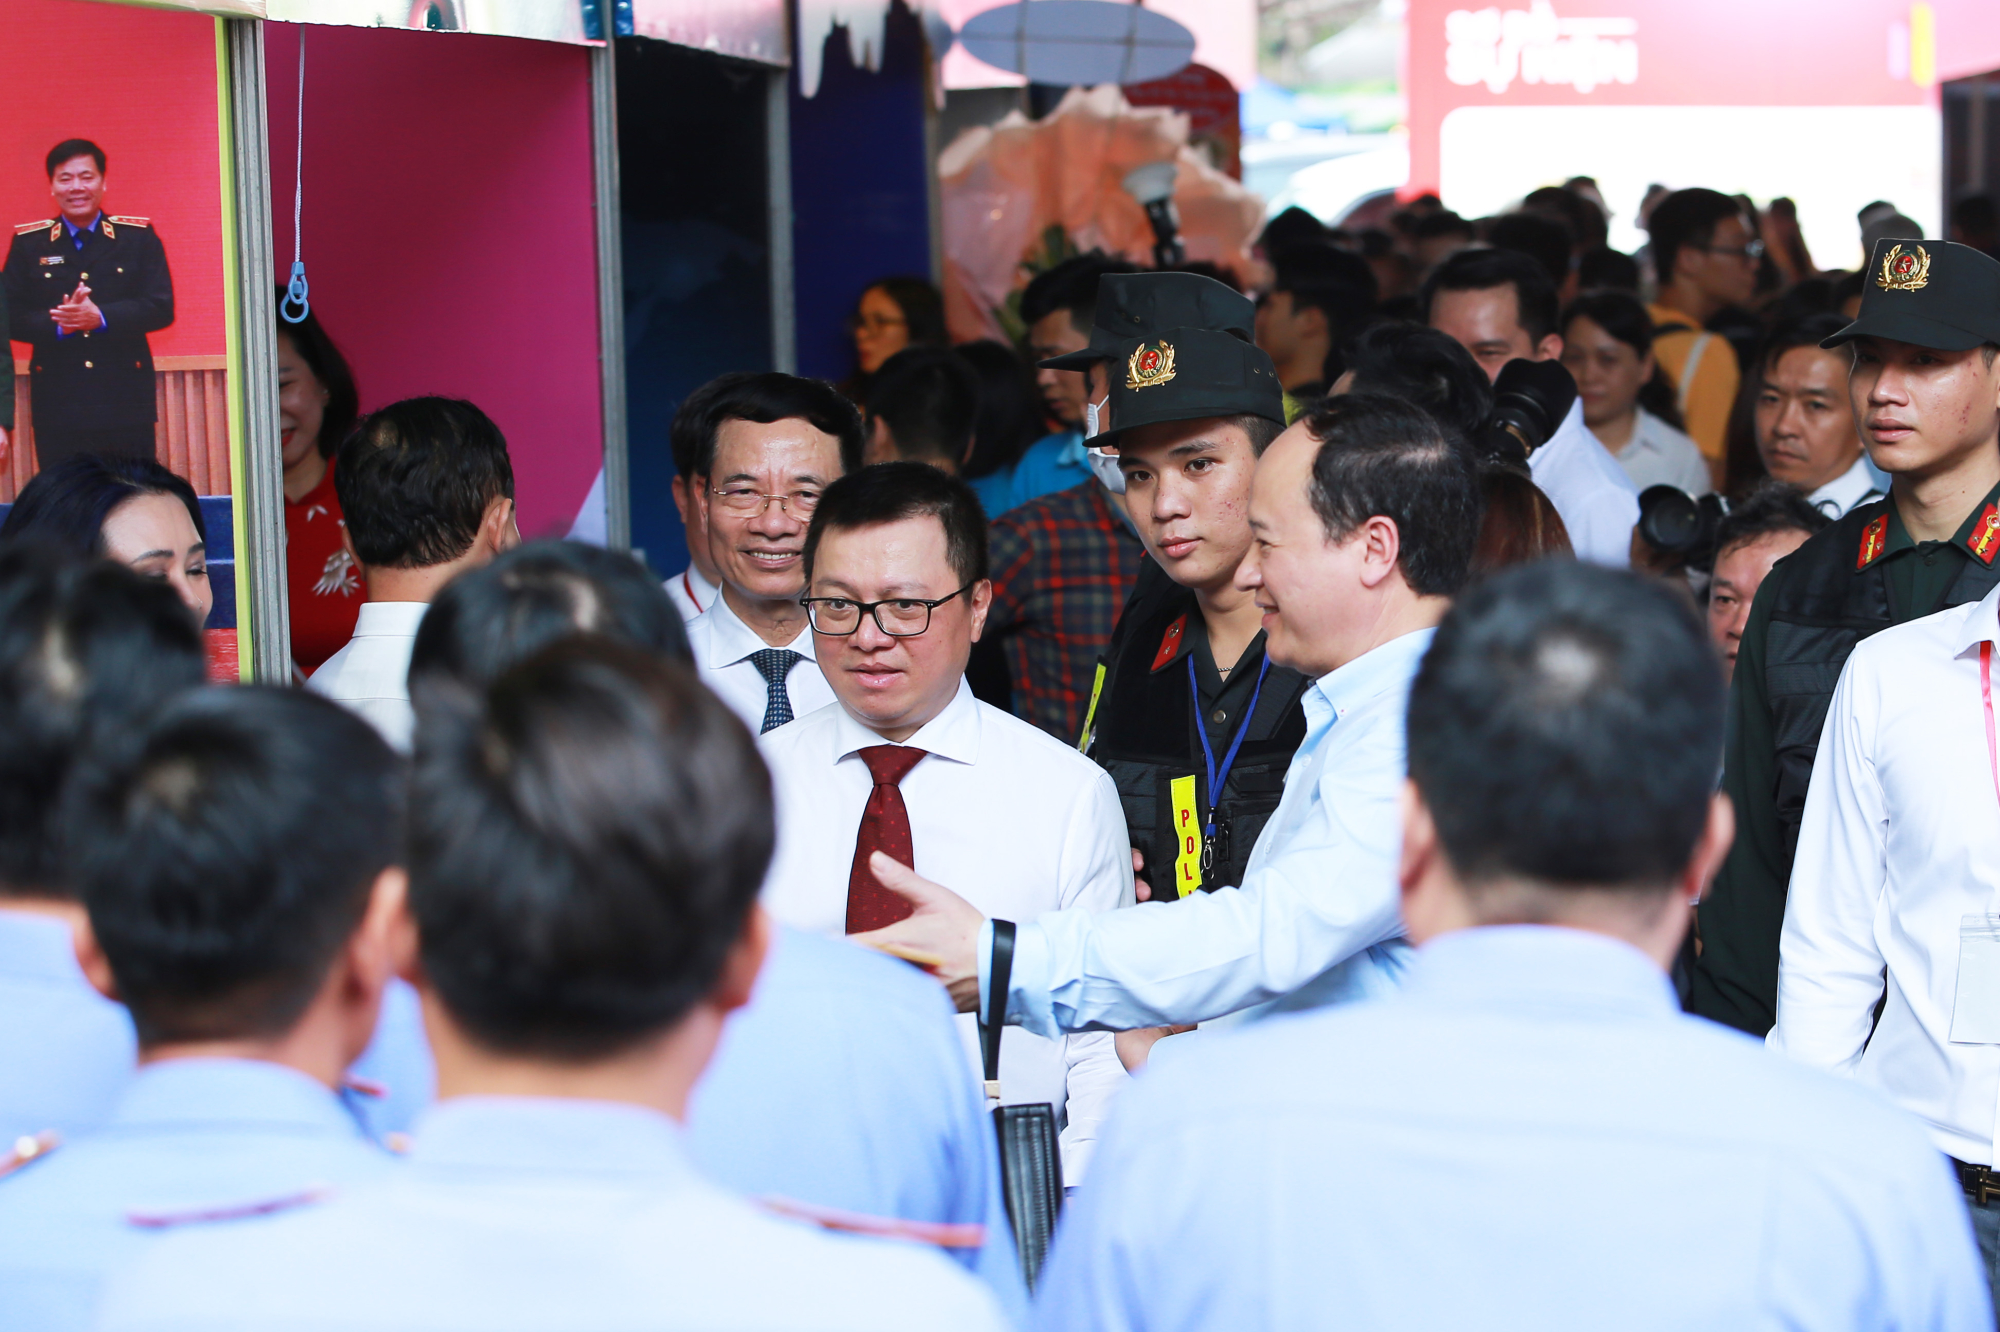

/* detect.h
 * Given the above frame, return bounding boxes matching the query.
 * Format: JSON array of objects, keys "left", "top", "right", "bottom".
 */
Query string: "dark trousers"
[
  {"left": 33, "top": 425, "right": 157, "bottom": 471},
  {"left": 1964, "top": 1190, "right": 2000, "bottom": 1325}
]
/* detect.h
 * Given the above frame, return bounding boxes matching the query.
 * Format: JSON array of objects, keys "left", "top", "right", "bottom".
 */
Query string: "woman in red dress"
[{"left": 275, "top": 305, "right": 362, "bottom": 675}]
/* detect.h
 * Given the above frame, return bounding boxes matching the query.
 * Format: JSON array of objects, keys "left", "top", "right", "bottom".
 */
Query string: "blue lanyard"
[{"left": 1188, "top": 649, "right": 1271, "bottom": 839}]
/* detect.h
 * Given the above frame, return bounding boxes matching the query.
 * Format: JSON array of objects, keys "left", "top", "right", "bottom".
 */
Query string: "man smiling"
[
  {"left": 757, "top": 463, "right": 1130, "bottom": 1183},
  {"left": 1690, "top": 238, "right": 2000, "bottom": 1036}
]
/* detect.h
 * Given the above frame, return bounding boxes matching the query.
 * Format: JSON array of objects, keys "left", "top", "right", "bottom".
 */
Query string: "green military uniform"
[
  {"left": 3, "top": 212, "right": 173, "bottom": 467},
  {"left": 1689, "top": 238, "right": 2000, "bottom": 1033},
  {"left": 1042, "top": 271, "right": 1299, "bottom": 900}
]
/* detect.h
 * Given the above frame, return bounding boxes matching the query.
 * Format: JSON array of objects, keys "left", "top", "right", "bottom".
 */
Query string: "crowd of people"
[{"left": 3, "top": 169, "right": 2000, "bottom": 1331}]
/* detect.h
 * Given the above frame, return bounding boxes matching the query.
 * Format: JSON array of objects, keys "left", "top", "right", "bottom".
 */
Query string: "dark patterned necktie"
[
  {"left": 748, "top": 648, "right": 805, "bottom": 733},
  {"left": 845, "top": 745, "right": 929, "bottom": 933}
]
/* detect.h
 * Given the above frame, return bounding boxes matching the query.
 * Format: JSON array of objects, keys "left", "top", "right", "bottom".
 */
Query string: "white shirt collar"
[
  {"left": 699, "top": 587, "right": 816, "bottom": 670},
  {"left": 1951, "top": 581, "right": 2000, "bottom": 656},
  {"left": 352, "top": 601, "right": 429, "bottom": 636},
  {"left": 1309, "top": 626, "right": 1436, "bottom": 721},
  {"left": 1808, "top": 454, "right": 1888, "bottom": 517},
  {"left": 825, "top": 678, "right": 981, "bottom": 768}
]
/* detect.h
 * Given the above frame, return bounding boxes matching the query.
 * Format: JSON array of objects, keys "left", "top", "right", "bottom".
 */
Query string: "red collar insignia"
[
  {"left": 1151, "top": 613, "right": 1188, "bottom": 672},
  {"left": 1856, "top": 515, "right": 1889, "bottom": 570},
  {"left": 1971, "top": 504, "right": 2000, "bottom": 565}
]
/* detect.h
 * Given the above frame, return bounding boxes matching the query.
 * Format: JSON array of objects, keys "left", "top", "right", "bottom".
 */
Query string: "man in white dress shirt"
[
  {"left": 681, "top": 374, "right": 864, "bottom": 733},
  {"left": 1753, "top": 312, "right": 1890, "bottom": 518},
  {"left": 857, "top": 395, "right": 1481, "bottom": 1043},
  {"left": 1770, "top": 573, "right": 2000, "bottom": 1305},
  {"left": 760, "top": 462, "right": 1130, "bottom": 1183},
  {"left": 309, "top": 397, "right": 518, "bottom": 750},
  {"left": 1423, "top": 248, "right": 1639, "bottom": 566},
  {"left": 663, "top": 379, "right": 727, "bottom": 621}
]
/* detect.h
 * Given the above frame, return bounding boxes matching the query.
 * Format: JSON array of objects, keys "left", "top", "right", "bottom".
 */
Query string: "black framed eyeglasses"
[
  {"left": 1696, "top": 239, "right": 1766, "bottom": 261},
  {"left": 800, "top": 583, "right": 976, "bottom": 637}
]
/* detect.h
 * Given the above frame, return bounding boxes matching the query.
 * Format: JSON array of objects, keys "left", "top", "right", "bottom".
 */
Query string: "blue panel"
[{"left": 788, "top": 1, "right": 933, "bottom": 383}]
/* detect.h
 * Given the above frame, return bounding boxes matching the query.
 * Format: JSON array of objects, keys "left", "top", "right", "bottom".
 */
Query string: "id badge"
[{"left": 1950, "top": 915, "right": 2000, "bottom": 1044}]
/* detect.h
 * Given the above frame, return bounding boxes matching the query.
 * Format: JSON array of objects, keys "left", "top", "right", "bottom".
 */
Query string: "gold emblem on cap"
[
  {"left": 1126, "top": 340, "right": 1177, "bottom": 390},
  {"left": 1877, "top": 242, "right": 1931, "bottom": 292}
]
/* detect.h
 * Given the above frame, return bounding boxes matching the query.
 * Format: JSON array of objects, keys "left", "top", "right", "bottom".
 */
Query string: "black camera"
[
  {"left": 1478, "top": 359, "right": 1578, "bottom": 466},
  {"left": 1636, "top": 484, "right": 1728, "bottom": 573}
]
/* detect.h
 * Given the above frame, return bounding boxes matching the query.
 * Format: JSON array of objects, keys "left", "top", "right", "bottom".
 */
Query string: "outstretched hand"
[{"left": 851, "top": 852, "right": 986, "bottom": 1013}]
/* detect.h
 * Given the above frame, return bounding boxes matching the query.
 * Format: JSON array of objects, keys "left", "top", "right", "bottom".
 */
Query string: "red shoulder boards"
[
  {"left": 759, "top": 1196, "right": 986, "bottom": 1249},
  {"left": 1970, "top": 505, "right": 2000, "bottom": 565},
  {"left": 1856, "top": 515, "right": 1889, "bottom": 570},
  {"left": 1151, "top": 613, "right": 1188, "bottom": 672},
  {"left": 0, "top": 1130, "right": 59, "bottom": 1180},
  {"left": 13, "top": 219, "right": 53, "bottom": 236},
  {"left": 107, "top": 215, "right": 151, "bottom": 227},
  {"left": 128, "top": 1186, "right": 332, "bottom": 1230}
]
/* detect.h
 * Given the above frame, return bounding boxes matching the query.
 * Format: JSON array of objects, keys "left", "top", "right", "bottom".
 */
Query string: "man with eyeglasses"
[
  {"left": 758, "top": 461, "right": 1132, "bottom": 1185},
  {"left": 682, "top": 373, "right": 866, "bottom": 734},
  {"left": 1646, "top": 188, "right": 1762, "bottom": 475}
]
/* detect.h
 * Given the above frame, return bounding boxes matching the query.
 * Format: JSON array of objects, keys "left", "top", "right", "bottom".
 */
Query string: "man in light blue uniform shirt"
[
  {"left": 860, "top": 394, "right": 1480, "bottom": 1038},
  {"left": 387, "top": 541, "right": 1024, "bottom": 1312},
  {"left": 0, "top": 549, "right": 206, "bottom": 1146},
  {"left": 0, "top": 687, "right": 404, "bottom": 1332},
  {"left": 98, "top": 643, "right": 1007, "bottom": 1332},
  {"left": 1036, "top": 561, "right": 1990, "bottom": 1330}
]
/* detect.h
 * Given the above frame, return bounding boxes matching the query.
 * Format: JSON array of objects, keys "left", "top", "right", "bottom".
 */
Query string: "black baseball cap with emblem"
[
  {"left": 1038, "top": 271, "right": 1285, "bottom": 438},
  {"left": 1822, "top": 237, "right": 2000, "bottom": 351}
]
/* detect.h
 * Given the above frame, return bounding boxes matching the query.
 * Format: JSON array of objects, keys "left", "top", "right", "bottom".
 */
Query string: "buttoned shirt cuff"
[{"left": 977, "top": 916, "right": 1062, "bottom": 1038}]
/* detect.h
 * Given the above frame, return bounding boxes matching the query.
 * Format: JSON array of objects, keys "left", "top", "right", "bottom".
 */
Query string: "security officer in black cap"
[
  {"left": 3, "top": 138, "right": 174, "bottom": 468},
  {"left": 1050, "top": 272, "right": 1309, "bottom": 903},
  {"left": 1690, "top": 237, "right": 2000, "bottom": 1035}
]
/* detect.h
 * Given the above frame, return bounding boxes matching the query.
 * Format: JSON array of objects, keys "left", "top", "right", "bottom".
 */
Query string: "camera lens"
[{"left": 1637, "top": 486, "right": 1703, "bottom": 553}]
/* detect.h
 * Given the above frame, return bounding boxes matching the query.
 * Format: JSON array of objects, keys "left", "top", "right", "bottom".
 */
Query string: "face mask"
[
  {"left": 1086, "top": 445, "right": 1126, "bottom": 494},
  {"left": 1083, "top": 394, "right": 1109, "bottom": 439}
]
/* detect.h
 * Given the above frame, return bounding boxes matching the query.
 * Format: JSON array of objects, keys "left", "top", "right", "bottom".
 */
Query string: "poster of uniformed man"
[{"left": 2, "top": 138, "right": 174, "bottom": 471}]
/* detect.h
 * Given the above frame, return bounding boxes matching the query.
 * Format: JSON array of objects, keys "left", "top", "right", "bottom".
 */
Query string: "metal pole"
[
  {"left": 767, "top": 66, "right": 797, "bottom": 374},
  {"left": 225, "top": 18, "right": 290, "bottom": 684},
  {"left": 589, "top": 41, "right": 632, "bottom": 550}
]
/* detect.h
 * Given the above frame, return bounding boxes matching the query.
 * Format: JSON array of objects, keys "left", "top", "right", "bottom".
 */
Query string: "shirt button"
[{"left": 1211, "top": 708, "right": 1228, "bottom": 724}]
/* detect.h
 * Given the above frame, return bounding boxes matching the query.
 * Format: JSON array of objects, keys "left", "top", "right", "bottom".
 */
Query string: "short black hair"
[
  {"left": 1419, "top": 248, "right": 1561, "bottom": 345},
  {"left": 803, "top": 460, "right": 989, "bottom": 590},
  {"left": 1020, "top": 252, "right": 1142, "bottom": 336},
  {"left": 866, "top": 348, "right": 980, "bottom": 468},
  {"left": 334, "top": 397, "right": 516, "bottom": 570},
  {"left": 0, "top": 456, "right": 206, "bottom": 560},
  {"left": 1647, "top": 188, "right": 1746, "bottom": 285},
  {"left": 67, "top": 687, "right": 403, "bottom": 1047},
  {"left": 1562, "top": 289, "right": 1655, "bottom": 359},
  {"left": 1756, "top": 311, "right": 1853, "bottom": 379},
  {"left": 1258, "top": 205, "right": 1330, "bottom": 255},
  {"left": 274, "top": 295, "right": 360, "bottom": 460},
  {"left": 1713, "top": 480, "right": 1831, "bottom": 561},
  {"left": 1522, "top": 185, "right": 1608, "bottom": 252},
  {"left": 1270, "top": 242, "right": 1378, "bottom": 339},
  {"left": 1408, "top": 561, "right": 1724, "bottom": 890},
  {"left": 409, "top": 540, "right": 690, "bottom": 701},
  {"left": 955, "top": 340, "right": 1044, "bottom": 481},
  {"left": 862, "top": 277, "right": 948, "bottom": 350},
  {"left": 1410, "top": 210, "right": 1477, "bottom": 244},
  {"left": 1485, "top": 212, "right": 1575, "bottom": 290},
  {"left": 46, "top": 139, "right": 105, "bottom": 177},
  {"left": 1576, "top": 246, "right": 1641, "bottom": 292},
  {"left": 0, "top": 547, "right": 206, "bottom": 898},
  {"left": 669, "top": 372, "right": 865, "bottom": 481},
  {"left": 410, "top": 640, "right": 772, "bottom": 1059},
  {"left": 1342, "top": 321, "right": 1494, "bottom": 450},
  {"left": 1298, "top": 394, "right": 1482, "bottom": 598}
]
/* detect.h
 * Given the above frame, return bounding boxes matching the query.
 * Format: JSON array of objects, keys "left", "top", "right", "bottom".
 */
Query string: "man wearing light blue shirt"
[
  {"left": 0, "top": 687, "right": 404, "bottom": 1332},
  {"left": 859, "top": 393, "right": 1481, "bottom": 1038},
  {"left": 1037, "top": 560, "right": 1990, "bottom": 1330}
]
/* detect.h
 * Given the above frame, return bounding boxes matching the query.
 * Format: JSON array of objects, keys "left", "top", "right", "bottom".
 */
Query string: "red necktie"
[{"left": 845, "top": 744, "right": 929, "bottom": 934}]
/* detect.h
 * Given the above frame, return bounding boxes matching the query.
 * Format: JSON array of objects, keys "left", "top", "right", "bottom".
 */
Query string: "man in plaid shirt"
[{"left": 986, "top": 478, "right": 1146, "bottom": 742}]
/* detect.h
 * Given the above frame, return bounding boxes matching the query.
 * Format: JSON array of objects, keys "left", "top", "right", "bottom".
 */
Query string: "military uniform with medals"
[
  {"left": 3, "top": 212, "right": 174, "bottom": 467},
  {"left": 1044, "top": 272, "right": 1305, "bottom": 900},
  {"left": 1690, "top": 238, "right": 2000, "bottom": 1036}
]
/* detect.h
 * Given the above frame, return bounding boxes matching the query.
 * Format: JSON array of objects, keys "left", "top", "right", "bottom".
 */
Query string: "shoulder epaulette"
[
  {"left": 0, "top": 1130, "right": 60, "bottom": 1180},
  {"left": 128, "top": 1185, "right": 332, "bottom": 1230},
  {"left": 107, "top": 216, "right": 150, "bottom": 228},
  {"left": 758, "top": 1195, "right": 986, "bottom": 1249},
  {"left": 13, "top": 219, "right": 54, "bottom": 236}
]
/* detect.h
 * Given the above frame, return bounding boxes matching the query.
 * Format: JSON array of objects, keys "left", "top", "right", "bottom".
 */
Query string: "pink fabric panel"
[{"left": 267, "top": 23, "right": 601, "bottom": 538}]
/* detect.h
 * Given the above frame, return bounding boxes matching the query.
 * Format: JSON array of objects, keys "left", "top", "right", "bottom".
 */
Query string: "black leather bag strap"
[{"left": 982, "top": 919, "right": 1015, "bottom": 1086}]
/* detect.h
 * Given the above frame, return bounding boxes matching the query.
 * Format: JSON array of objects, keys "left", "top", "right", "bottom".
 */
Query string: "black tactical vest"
[
  {"left": 1763, "top": 497, "right": 2000, "bottom": 859},
  {"left": 1083, "top": 564, "right": 1309, "bottom": 897}
]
